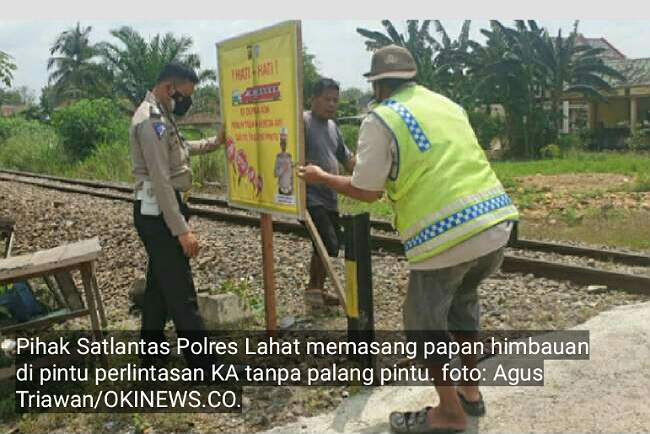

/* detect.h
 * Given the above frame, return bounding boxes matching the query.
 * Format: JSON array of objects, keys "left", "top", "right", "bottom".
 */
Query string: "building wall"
[{"left": 594, "top": 98, "right": 629, "bottom": 127}]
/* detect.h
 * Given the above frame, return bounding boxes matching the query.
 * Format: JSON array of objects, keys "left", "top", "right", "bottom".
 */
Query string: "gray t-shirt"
[{"left": 304, "top": 111, "right": 352, "bottom": 210}]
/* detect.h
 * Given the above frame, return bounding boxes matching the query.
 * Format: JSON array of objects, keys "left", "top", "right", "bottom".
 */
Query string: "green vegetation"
[
  {"left": 0, "top": 49, "right": 16, "bottom": 87},
  {"left": 0, "top": 93, "right": 232, "bottom": 184},
  {"left": 492, "top": 152, "right": 650, "bottom": 179},
  {"left": 357, "top": 20, "right": 624, "bottom": 158},
  {"left": 339, "top": 124, "right": 359, "bottom": 153},
  {"left": 339, "top": 152, "right": 650, "bottom": 218},
  {"left": 52, "top": 98, "right": 129, "bottom": 159},
  {"left": 522, "top": 209, "right": 650, "bottom": 251}
]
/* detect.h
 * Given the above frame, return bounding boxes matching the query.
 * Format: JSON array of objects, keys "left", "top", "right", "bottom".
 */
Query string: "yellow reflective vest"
[{"left": 371, "top": 84, "right": 519, "bottom": 264}]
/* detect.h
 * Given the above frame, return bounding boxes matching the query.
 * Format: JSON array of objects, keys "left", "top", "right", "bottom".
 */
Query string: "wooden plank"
[
  {"left": 91, "top": 265, "right": 107, "bottom": 327},
  {"left": 0, "top": 238, "right": 101, "bottom": 282},
  {"left": 304, "top": 210, "right": 347, "bottom": 311},
  {"left": 0, "top": 308, "right": 88, "bottom": 333},
  {"left": 3, "top": 232, "right": 13, "bottom": 258},
  {"left": 260, "top": 213, "right": 277, "bottom": 333},
  {"left": 80, "top": 263, "right": 107, "bottom": 368},
  {"left": 43, "top": 275, "right": 67, "bottom": 309},
  {"left": 54, "top": 271, "right": 84, "bottom": 310}
]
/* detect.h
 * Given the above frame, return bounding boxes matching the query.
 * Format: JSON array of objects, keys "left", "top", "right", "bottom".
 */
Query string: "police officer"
[{"left": 130, "top": 63, "right": 223, "bottom": 368}]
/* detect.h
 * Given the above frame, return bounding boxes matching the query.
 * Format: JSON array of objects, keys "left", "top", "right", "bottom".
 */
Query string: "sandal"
[
  {"left": 389, "top": 407, "right": 463, "bottom": 433},
  {"left": 457, "top": 391, "right": 485, "bottom": 417}
]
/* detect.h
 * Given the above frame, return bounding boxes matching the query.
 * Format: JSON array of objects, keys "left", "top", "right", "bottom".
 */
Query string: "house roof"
[
  {"left": 573, "top": 35, "right": 650, "bottom": 88},
  {"left": 0, "top": 104, "right": 27, "bottom": 117},
  {"left": 576, "top": 35, "right": 627, "bottom": 60},
  {"left": 604, "top": 57, "right": 650, "bottom": 88}
]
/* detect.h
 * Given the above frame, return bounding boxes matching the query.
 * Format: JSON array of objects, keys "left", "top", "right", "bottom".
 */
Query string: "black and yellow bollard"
[{"left": 341, "top": 213, "right": 374, "bottom": 372}]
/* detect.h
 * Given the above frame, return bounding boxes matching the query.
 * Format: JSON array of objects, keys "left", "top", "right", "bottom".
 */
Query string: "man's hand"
[
  {"left": 202, "top": 136, "right": 222, "bottom": 152},
  {"left": 297, "top": 164, "right": 328, "bottom": 184},
  {"left": 178, "top": 231, "right": 199, "bottom": 258}
]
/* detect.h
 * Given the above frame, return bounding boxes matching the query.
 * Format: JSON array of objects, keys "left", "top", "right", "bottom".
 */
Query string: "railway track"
[{"left": 1, "top": 168, "right": 649, "bottom": 295}]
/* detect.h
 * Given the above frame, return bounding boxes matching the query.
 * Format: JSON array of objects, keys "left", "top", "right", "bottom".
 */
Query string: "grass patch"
[
  {"left": 631, "top": 173, "right": 650, "bottom": 192},
  {"left": 212, "top": 278, "right": 263, "bottom": 316},
  {"left": 339, "top": 196, "right": 394, "bottom": 220},
  {"left": 492, "top": 151, "right": 650, "bottom": 179},
  {"left": 522, "top": 208, "right": 650, "bottom": 251}
]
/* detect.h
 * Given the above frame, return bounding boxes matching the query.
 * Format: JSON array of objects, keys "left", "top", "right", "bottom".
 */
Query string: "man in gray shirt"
[{"left": 304, "top": 78, "right": 355, "bottom": 305}]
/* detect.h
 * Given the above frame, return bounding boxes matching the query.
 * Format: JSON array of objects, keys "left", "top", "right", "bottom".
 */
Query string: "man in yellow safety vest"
[{"left": 299, "top": 45, "right": 519, "bottom": 433}]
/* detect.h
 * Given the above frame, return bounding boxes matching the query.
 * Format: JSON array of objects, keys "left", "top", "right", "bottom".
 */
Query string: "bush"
[
  {"left": 468, "top": 110, "right": 505, "bottom": 150},
  {"left": 51, "top": 98, "right": 129, "bottom": 160},
  {"left": 339, "top": 124, "right": 359, "bottom": 154},
  {"left": 69, "top": 141, "right": 133, "bottom": 183},
  {"left": 558, "top": 133, "right": 584, "bottom": 155},
  {"left": 632, "top": 173, "right": 650, "bottom": 192},
  {"left": 539, "top": 144, "right": 562, "bottom": 159},
  {"left": 625, "top": 127, "right": 650, "bottom": 151},
  {"left": 0, "top": 116, "right": 48, "bottom": 143},
  {"left": 0, "top": 118, "right": 69, "bottom": 173}
]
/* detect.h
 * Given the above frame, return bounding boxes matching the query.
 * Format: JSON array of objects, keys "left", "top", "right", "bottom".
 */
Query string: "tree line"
[
  {"left": 356, "top": 20, "right": 625, "bottom": 158},
  {"left": 1, "top": 20, "right": 627, "bottom": 159}
]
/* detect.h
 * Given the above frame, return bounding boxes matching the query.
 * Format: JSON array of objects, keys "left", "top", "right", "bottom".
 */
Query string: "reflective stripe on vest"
[{"left": 382, "top": 99, "right": 431, "bottom": 152}]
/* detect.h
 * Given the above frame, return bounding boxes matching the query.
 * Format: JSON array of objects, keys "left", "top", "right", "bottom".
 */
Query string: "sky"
[{"left": 2, "top": 20, "right": 650, "bottom": 99}]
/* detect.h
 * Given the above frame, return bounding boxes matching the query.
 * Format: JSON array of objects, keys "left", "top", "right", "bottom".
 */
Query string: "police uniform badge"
[{"left": 153, "top": 122, "right": 166, "bottom": 139}]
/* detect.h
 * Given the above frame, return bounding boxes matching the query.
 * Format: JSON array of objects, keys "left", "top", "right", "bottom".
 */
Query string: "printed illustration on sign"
[
  {"left": 273, "top": 126, "right": 295, "bottom": 205},
  {"left": 232, "top": 83, "right": 281, "bottom": 106},
  {"left": 226, "top": 136, "right": 263, "bottom": 196}
]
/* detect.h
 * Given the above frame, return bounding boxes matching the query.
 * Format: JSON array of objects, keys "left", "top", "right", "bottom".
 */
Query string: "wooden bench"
[{"left": 0, "top": 238, "right": 107, "bottom": 340}]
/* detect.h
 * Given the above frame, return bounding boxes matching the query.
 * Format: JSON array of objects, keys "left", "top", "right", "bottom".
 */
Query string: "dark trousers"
[{"left": 133, "top": 195, "right": 208, "bottom": 368}]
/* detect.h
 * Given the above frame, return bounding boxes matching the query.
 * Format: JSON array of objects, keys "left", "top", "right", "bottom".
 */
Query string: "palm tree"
[
  {"left": 0, "top": 50, "right": 17, "bottom": 88},
  {"left": 47, "top": 22, "right": 111, "bottom": 104},
  {"left": 99, "top": 26, "right": 213, "bottom": 108}
]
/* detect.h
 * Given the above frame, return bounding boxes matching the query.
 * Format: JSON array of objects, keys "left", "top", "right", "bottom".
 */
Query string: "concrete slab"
[
  {"left": 262, "top": 302, "right": 650, "bottom": 434},
  {"left": 198, "top": 292, "right": 253, "bottom": 329}
]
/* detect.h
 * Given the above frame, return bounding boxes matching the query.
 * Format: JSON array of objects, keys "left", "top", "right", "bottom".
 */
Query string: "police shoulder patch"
[{"left": 152, "top": 122, "right": 166, "bottom": 139}]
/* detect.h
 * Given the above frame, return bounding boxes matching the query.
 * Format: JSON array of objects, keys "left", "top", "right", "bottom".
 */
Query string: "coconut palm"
[
  {"left": 47, "top": 22, "right": 111, "bottom": 104},
  {"left": 0, "top": 50, "right": 16, "bottom": 88},
  {"left": 99, "top": 26, "right": 214, "bottom": 108}
]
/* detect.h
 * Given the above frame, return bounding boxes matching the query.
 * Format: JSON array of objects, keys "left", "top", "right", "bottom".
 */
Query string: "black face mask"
[{"left": 172, "top": 92, "right": 193, "bottom": 117}]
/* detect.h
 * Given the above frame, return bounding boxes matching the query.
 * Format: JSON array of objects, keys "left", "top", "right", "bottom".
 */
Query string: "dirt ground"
[
  {"left": 510, "top": 173, "right": 650, "bottom": 250},
  {"left": 516, "top": 173, "right": 633, "bottom": 193}
]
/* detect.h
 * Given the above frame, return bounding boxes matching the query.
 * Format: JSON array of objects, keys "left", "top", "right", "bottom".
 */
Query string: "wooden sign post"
[{"left": 260, "top": 213, "right": 277, "bottom": 331}]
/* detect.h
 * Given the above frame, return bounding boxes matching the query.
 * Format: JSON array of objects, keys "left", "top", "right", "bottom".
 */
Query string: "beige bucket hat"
[{"left": 363, "top": 44, "right": 417, "bottom": 81}]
